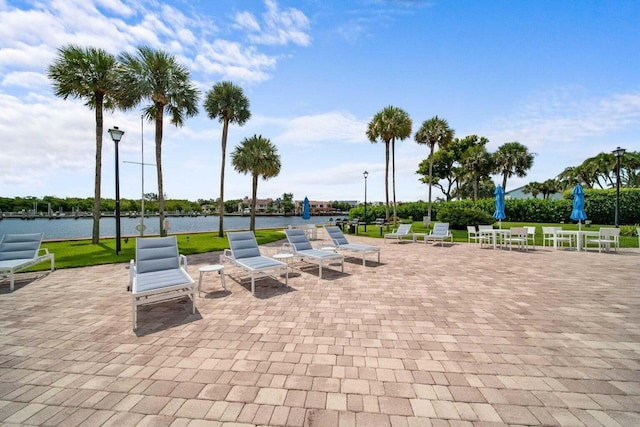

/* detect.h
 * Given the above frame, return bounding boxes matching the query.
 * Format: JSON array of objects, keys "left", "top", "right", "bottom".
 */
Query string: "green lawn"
[{"left": 25, "top": 223, "right": 638, "bottom": 272}]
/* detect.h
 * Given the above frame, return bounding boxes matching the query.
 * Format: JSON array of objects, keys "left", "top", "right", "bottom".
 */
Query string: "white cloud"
[
  {"left": 1, "top": 71, "right": 49, "bottom": 88},
  {"left": 268, "top": 111, "right": 368, "bottom": 146},
  {"left": 244, "top": 0, "right": 311, "bottom": 46}
]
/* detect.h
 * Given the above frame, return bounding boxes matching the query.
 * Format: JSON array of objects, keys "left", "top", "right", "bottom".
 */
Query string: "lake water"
[{"left": 0, "top": 215, "right": 339, "bottom": 240}]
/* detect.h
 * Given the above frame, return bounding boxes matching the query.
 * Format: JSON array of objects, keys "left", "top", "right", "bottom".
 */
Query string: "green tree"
[
  {"left": 282, "top": 193, "right": 295, "bottom": 215},
  {"left": 461, "top": 142, "right": 493, "bottom": 201},
  {"left": 48, "top": 45, "right": 120, "bottom": 244},
  {"left": 204, "top": 81, "right": 251, "bottom": 237},
  {"left": 414, "top": 116, "right": 454, "bottom": 220},
  {"left": 493, "top": 141, "right": 535, "bottom": 191},
  {"left": 366, "top": 106, "right": 412, "bottom": 222},
  {"left": 522, "top": 181, "right": 543, "bottom": 198},
  {"left": 118, "top": 46, "right": 200, "bottom": 236},
  {"left": 231, "top": 135, "right": 281, "bottom": 231}
]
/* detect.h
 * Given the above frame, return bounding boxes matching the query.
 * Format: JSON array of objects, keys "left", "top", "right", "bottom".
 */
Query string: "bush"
[{"left": 436, "top": 207, "right": 495, "bottom": 230}]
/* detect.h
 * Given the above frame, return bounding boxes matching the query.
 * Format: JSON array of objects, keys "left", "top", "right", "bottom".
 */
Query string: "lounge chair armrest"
[
  {"left": 220, "top": 249, "right": 233, "bottom": 264},
  {"left": 179, "top": 254, "right": 188, "bottom": 268},
  {"left": 129, "top": 259, "right": 136, "bottom": 287},
  {"left": 38, "top": 248, "right": 50, "bottom": 256}
]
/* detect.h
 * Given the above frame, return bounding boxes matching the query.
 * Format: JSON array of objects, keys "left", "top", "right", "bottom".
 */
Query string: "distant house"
[{"left": 505, "top": 185, "right": 562, "bottom": 200}]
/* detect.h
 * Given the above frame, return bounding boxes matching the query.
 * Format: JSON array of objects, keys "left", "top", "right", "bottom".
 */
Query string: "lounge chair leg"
[{"left": 10, "top": 274, "right": 14, "bottom": 292}]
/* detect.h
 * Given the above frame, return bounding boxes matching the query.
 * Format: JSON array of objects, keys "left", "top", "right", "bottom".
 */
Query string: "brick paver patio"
[{"left": 1, "top": 233, "right": 639, "bottom": 426}]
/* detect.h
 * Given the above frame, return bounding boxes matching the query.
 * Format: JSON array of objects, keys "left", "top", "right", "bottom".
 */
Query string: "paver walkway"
[{"left": 1, "top": 234, "right": 639, "bottom": 426}]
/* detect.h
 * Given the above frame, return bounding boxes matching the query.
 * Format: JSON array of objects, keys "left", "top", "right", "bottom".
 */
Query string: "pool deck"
[{"left": 1, "top": 234, "right": 639, "bottom": 426}]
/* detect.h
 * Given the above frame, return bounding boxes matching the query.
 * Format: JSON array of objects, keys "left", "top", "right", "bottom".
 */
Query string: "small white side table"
[
  {"left": 273, "top": 253, "right": 294, "bottom": 272},
  {"left": 198, "top": 264, "right": 226, "bottom": 293}
]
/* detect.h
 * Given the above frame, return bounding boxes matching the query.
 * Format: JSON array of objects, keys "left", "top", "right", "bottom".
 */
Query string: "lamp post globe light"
[
  {"left": 108, "top": 126, "right": 125, "bottom": 255},
  {"left": 363, "top": 171, "right": 368, "bottom": 232},
  {"left": 612, "top": 146, "right": 626, "bottom": 228}
]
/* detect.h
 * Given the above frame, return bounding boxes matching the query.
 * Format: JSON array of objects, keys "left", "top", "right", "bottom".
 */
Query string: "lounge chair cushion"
[{"left": 0, "top": 233, "right": 43, "bottom": 260}]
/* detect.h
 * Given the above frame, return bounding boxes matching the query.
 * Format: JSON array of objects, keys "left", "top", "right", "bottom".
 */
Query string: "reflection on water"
[{"left": 0, "top": 215, "right": 336, "bottom": 240}]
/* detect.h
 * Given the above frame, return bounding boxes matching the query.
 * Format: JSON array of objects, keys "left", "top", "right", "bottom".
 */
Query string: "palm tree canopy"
[
  {"left": 414, "top": 115, "right": 454, "bottom": 149},
  {"left": 231, "top": 135, "right": 281, "bottom": 179},
  {"left": 366, "top": 105, "right": 412, "bottom": 144},
  {"left": 118, "top": 46, "right": 200, "bottom": 125},
  {"left": 204, "top": 81, "right": 251, "bottom": 125},
  {"left": 47, "top": 44, "right": 119, "bottom": 110},
  {"left": 493, "top": 141, "right": 535, "bottom": 189}
]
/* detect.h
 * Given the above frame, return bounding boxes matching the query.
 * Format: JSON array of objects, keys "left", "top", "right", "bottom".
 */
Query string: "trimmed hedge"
[{"left": 348, "top": 188, "right": 640, "bottom": 225}]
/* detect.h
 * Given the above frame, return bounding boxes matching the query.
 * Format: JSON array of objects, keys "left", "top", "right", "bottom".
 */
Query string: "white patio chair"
[
  {"left": 130, "top": 236, "right": 195, "bottom": 330},
  {"left": 383, "top": 223, "right": 413, "bottom": 243},
  {"left": 423, "top": 223, "right": 453, "bottom": 246},
  {"left": 467, "top": 225, "right": 489, "bottom": 247},
  {"left": 584, "top": 228, "right": 620, "bottom": 253},
  {"left": 525, "top": 226, "right": 536, "bottom": 249},
  {"left": 225, "top": 231, "right": 288, "bottom": 294},
  {"left": 324, "top": 226, "right": 380, "bottom": 266},
  {"left": 504, "top": 227, "right": 528, "bottom": 251},
  {"left": 284, "top": 228, "right": 344, "bottom": 278},
  {"left": 0, "top": 233, "right": 55, "bottom": 291},
  {"left": 542, "top": 227, "right": 573, "bottom": 249}
]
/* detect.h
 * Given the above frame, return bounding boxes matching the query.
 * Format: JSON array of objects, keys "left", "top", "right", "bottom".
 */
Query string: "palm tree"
[
  {"left": 48, "top": 45, "right": 120, "bottom": 244},
  {"left": 231, "top": 135, "right": 281, "bottom": 231},
  {"left": 493, "top": 141, "right": 535, "bottom": 191},
  {"left": 118, "top": 46, "right": 200, "bottom": 236},
  {"left": 522, "top": 181, "right": 543, "bottom": 199},
  {"left": 204, "top": 82, "right": 251, "bottom": 237},
  {"left": 366, "top": 106, "right": 412, "bottom": 222},
  {"left": 414, "top": 116, "right": 454, "bottom": 221},
  {"left": 461, "top": 144, "right": 493, "bottom": 201}
]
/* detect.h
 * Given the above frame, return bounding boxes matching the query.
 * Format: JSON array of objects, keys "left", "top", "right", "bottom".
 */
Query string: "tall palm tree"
[
  {"left": 414, "top": 116, "right": 454, "bottom": 221},
  {"left": 366, "top": 106, "right": 412, "bottom": 222},
  {"left": 493, "top": 141, "right": 535, "bottom": 191},
  {"left": 48, "top": 45, "right": 120, "bottom": 244},
  {"left": 204, "top": 82, "right": 251, "bottom": 237},
  {"left": 461, "top": 144, "right": 493, "bottom": 201},
  {"left": 118, "top": 47, "right": 200, "bottom": 236},
  {"left": 231, "top": 135, "right": 281, "bottom": 231}
]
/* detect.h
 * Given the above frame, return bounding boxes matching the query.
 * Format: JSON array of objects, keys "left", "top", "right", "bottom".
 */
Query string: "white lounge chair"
[
  {"left": 129, "top": 236, "right": 195, "bottom": 330},
  {"left": 284, "top": 228, "right": 344, "bottom": 278},
  {"left": 422, "top": 223, "right": 453, "bottom": 246},
  {"left": 584, "top": 228, "right": 620, "bottom": 253},
  {"left": 525, "top": 226, "right": 536, "bottom": 249},
  {"left": 0, "top": 233, "right": 55, "bottom": 291},
  {"left": 324, "top": 226, "right": 380, "bottom": 266},
  {"left": 383, "top": 223, "right": 413, "bottom": 243},
  {"left": 223, "top": 231, "right": 288, "bottom": 294}
]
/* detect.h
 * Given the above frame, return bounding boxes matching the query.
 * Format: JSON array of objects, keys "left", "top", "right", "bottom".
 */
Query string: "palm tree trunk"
[
  {"left": 218, "top": 119, "right": 229, "bottom": 237},
  {"left": 427, "top": 144, "right": 434, "bottom": 221},
  {"left": 92, "top": 95, "right": 103, "bottom": 244},
  {"left": 502, "top": 174, "right": 508, "bottom": 191},
  {"left": 155, "top": 108, "right": 165, "bottom": 236},
  {"left": 391, "top": 137, "right": 397, "bottom": 222},
  {"left": 384, "top": 142, "right": 390, "bottom": 222},
  {"left": 250, "top": 174, "right": 258, "bottom": 231}
]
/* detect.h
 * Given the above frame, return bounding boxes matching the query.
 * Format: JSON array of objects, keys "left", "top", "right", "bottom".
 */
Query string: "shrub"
[{"left": 436, "top": 207, "right": 495, "bottom": 230}]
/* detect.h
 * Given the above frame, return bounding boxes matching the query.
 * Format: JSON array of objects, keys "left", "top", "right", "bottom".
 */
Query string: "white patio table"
[{"left": 555, "top": 230, "right": 599, "bottom": 251}]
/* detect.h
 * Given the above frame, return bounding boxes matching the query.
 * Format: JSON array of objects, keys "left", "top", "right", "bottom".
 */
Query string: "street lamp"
[
  {"left": 108, "top": 126, "right": 125, "bottom": 254},
  {"left": 363, "top": 171, "right": 368, "bottom": 232},
  {"left": 612, "top": 146, "right": 626, "bottom": 228}
]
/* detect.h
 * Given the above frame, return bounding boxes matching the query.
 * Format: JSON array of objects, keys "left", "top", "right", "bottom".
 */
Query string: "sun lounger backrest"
[
  {"left": 432, "top": 223, "right": 449, "bottom": 236},
  {"left": 397, "top": 224, "right": 411, "bottom": 235},
  {"left": 325, "top": 227, "right": 349, "bottom": 245},
  {"left": 135, "top": 236, "right": 180, "bottom": 274},
  {"left": 228, "top": 231, "right": 261, "bottom": 259},
  {"left": 285, "top": 229, "right": 313, "bottom": 251},
  {"left": 0, "top": 233, "right": 43, "bottom": 260}
]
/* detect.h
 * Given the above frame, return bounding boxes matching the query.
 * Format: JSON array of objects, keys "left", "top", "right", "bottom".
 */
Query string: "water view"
[{"left": 0, "top": 215, "right": 336, "bottom": 240}]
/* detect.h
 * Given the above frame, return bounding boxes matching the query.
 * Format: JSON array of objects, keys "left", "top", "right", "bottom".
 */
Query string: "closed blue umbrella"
[
  {"left": 302, "top": 196, "right": 311, "bottom": 220},
  {"left": 493, "top": 185, "right": 506, "bottom": 228},
  {"left": 570, "top": 184, "right": 587, "bottom": 231}
]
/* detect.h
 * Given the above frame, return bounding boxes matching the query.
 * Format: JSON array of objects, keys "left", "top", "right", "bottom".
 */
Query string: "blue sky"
[{"left": 1, "top": 0, "right": 638, "bottom": 204}]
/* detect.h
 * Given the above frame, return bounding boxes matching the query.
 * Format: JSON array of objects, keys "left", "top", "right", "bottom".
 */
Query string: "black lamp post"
[
  {"left": 363, "top": 171, "right": 368, "bottom": 232},
  {"left": 612, "top": 146, "right": 626, "bottom": 228},
  {"left": 108, "top": 126, "right": 125, "bottom": 254}
]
